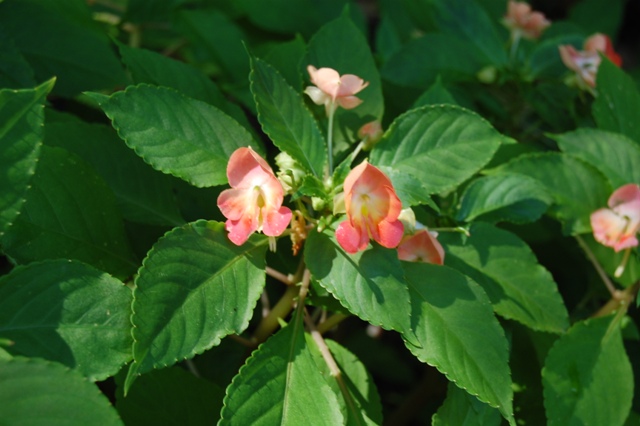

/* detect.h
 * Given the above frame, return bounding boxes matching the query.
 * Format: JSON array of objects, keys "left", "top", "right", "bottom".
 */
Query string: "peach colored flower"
[
  {"left": 559, "top": 33, "right": 622, "bottom": 88},
  {"left": 590, "top": 184, "right": 640, "bottom": 252},
  {"left": 305, "top": 66, "right": 369, "bottom": 115},
  {"left": 358, "top": 120, "right": 383, "bottom": 150},
  {"left": 217, "top": 147, "right": 292, "bottom": 246},
  {"left": 335, "top": 161, "right": 404, "bottom": 254},
  {"left": 397, "top": 230, "right": 445, "bottom": 265},
  {"left": 503, "top": 1, "right": 550, "bottom": 40}
]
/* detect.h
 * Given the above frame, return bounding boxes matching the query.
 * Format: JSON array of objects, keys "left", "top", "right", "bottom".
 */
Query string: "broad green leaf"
[
  {"left": 250, "top": 56, "right": 326, "bottom": 177},
  {"left": 593, "top": 59, "right": 640, "bottom": 144},
  {"left": 440, "top": 222, "right": 570, "bottom": 333},
  {"left": 381, "top": 34, "right": 487, "bottom": 88},
  {"left": 456, "top": 174, "right": 553, "bottom": 224},
  {"left": 0, "top": 79, "right": 53, "bottom": 236},
  {"left": 0, "top": 357, "right": 123, "bottom": 426},
  {"left": 305, "top": 229, "right": 415, "bottom": 342},
  {"left": 45, "top": 119, "right": 184, "bottom": 227},
  {"left": 306, "top": 12, "right": 384, "bottom": 125},
  {"left": 91, "top": 84, "right": 259, "bottom": 188},
  {"left": 260, "top": 35, "right": 307, "bottom": 90},
  {"left": 568, "top": 0, "right": 625, "bottom": 37},
  {"left": 0, "top": 0, "right": 126, "bottom": 97},
  {"left": 1, "top": 146, "right": 137, "bottom": 279},
  {"left": 491, "top": 152, "right": 612, "bottom": 234},
  {"left": 542, "top": 316, "right": 633, "bottom": 426},
  {"left": 403, "top": 263, "right": 514, "bottom": 424},
  {"left": 432, "top": 382, "right": 501, "bottom": 426},
  {"left": 553, "top": 128, "right": 640, "bottom": 187},
  {"left": 370, "top": 105, "right": 502, "bottom": 195},
  {"left": 128, "top": 221, "right": 267, "bottom": 383},
  {"left": 0, "top": 260, "right": 132, "bottom": 381},
  {"left": 116, "top": 366, "right": 225, "bottom": 425},
  {"left": 219, "top": 315, "right": 344, "bottom": 425},
  {"left": 0, "top": 30, "right": 36, "bottom": 89},
  {"left": 413, "top": 77, "right": 458, "bottom": 108}
]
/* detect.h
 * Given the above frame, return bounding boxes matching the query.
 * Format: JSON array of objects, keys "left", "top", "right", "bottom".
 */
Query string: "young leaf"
[
  {"left": 90, "top": 84, "right": 260, "bottom": 188},
  {"left": 0, "top": 260, "right": 132, "bottom": 381},
  {"left": 128, "top": 221, "right": 268, "bottom": 381},
  {"left": 432, "top": 382, "right": 501, "bottom": 426},
  {"left": 116, "top": 366, "right": 225, "bottom": 425},
  {"left": 552, "top": 128, "right": 640, "bottom": 188},
  {"left": 1, "top": 146, "right": 138, "bottom": 279},
  {"left": 440, "top": 222, "right": 570, "bottom": 333},
  {"left": 304, "top": 229, "right": 414, "bottom": 342},
  {"left": 592, "top": 59, "right": 640, "bottom": 144},
  {"left": 0, "top": 357, "right": 123, "bottom": 426},
  {"left": 542, "top": 316, "right": 633, "bottom": 425},
  {"left": 45, "top": 119, "right": 184, "bottom": 227},
  {"left": 249, "top": 56, "right": 326, "bottom": 177},
  {"left": 219, "top": 315, "right": 344, "bottom": 425},
  {"left": 456, "top": 174, "right": 553, "bottom": 224},
  {"left": 370, "top": 105, "right": 502, "bottom": 195},
  {"left": 0, "top": 79, "right": 54, "bottom": 237},
  {"left": 402, "top": 263, "right": 514, "bottom": 425},
  {"left": 491, "top": 152, "right": 612, "bottom": 235}
]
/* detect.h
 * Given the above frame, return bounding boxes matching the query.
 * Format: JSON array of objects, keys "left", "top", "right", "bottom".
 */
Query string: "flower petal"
[
  {"left": 262, "top": 206, "right": 293, "bottom": 237},
  {"left": 376, "top": 219, "right": 404, "bottom": 249},
  {"left": 336, "top": 220, "right": 367, "bottom": 254},
  {"left": 397, "top": 230, "right": 445, "bottom": 264}
]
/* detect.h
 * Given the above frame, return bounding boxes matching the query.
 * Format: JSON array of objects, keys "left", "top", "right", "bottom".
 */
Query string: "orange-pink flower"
[
  {"left": 397, "top": 230, "right": 445, "bottom": 265},
  {"left": 217, "top": 147, "right": 292, "bottom": 246},
  {"left": 559, "top": 33, "right": 622, "bottom": 88},
  {"left": 305, "top": 66, "right": 369, "bottom": 115},
  {"left": 503, "top": 1, "right": 550, "bottom": 40},
  {"left": 590, "top": 184, "right": 640, "bottom": 252},
  {"left": 335, "top": 161, "right": 404, "bottom": 254}
]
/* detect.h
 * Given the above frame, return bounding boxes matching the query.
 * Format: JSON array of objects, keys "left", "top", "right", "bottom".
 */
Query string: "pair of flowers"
[{"left": 217, "top": 147, "right": 444, "bottom": 264}]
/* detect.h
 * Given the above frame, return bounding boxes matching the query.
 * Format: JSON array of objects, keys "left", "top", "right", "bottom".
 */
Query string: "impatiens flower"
[
  {"left": 305, "top": 66, "right": 369, "bottom": 115},
  {"left": 397, "top": 230, "right": 445, "bottom": 265},
  {"left": 559, "top": 33, "right": 622, "bottom": 88},
  {"left": 358, "top": 120, "right": 383, "bottom": 151},
  {"left": 503, "top": 1, "right": 550, "bottom": 40},
  {"left": 335, "top": 161, "right": 404, "bottom": 254},
  {"left": 590, "top": 184, "right": 640, "bottom": 252},
  {"left": 217, "top": 147, "right": 292, "bottom": 246}
]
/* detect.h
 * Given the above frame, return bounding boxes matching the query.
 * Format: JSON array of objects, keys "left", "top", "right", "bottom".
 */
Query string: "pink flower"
[
  {"left": 217, "top": 147, "right": 292, "bottom": 246},
  {"left": 335, "top": 161, "right": 404, "bottom": 254},
  {"left": 559, "top": 33, "right": 622, "bottom": 88},
  {"left": 590, "top": 184, "right": 640, "bottom": 252},
  {"left": 503, "top": 1, "right": 550, "bottom": 40},
  {"left": 397, "top": 230, "right": 445, "bottom": 265},
  {"left": 305, "top": 66, "right": 369, "bottom": 115},
  {"left": 358, "top": 120, "right": 384, "bottom": 150}
]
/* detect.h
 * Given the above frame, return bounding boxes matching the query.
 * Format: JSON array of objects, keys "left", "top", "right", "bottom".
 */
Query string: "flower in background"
[
  {"left": 559, "top": 33, "right": 622, "bottom": 88},
  {"left": 397, "top": 230, "right": 445, "bottom": 265},
  {"left": 217, "top": 147, "right": 292, "bottom": 246},
  {"left": 305, "top": 66, "right": 369, "bottom": 115},
  {"left": 503, "top": 1, "right": 550, "bottom": 40},
  {"left": 336, "top": 161, "right": 404, "bottom": 254},
  {"left": 590, "top": 184, "right": 640, "bottom": 252},
  {"left": 358, "top": 120, "right": 384, "bottom": 151}
]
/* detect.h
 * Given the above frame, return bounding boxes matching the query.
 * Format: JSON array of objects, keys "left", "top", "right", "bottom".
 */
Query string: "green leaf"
[
  {"left": 0, "top": 79, "right": 53, "bottom": 237},
  {"left": 116, "top": 366, "right": 225, "bottom": 425},
  {"left": 1, "top": 146, "right": 137, "bottom": 279},
  {"left": 250, "top": 56, "right": 326, "bottom": 177},
  {"left": 456, "top": 174, "right": 553, "bottom": 224},
  {"left": 124, "top": 0, "right": 185, "bottom": 23},
  {"left": 403, "top": 263, "right": 514, "bottom": 424},
  {"left": 413, "top": 77, "right": 458, "bottom": 108},
  {"left": 0, "top": 0, "right": 126, "bottom": 97},
  {"left": 260, "top": 35, "right": 307, "bottom": 90},
  {"left": 45, "top": 119, "right": 184, "bottom": 227},
  {"left": 542, "top": 316, "right": 633, "bottom": 426},
  {"left": 306, "top": 12, "right": 384, "bottom": 124},
  {"left": 593, "top": 59, "right": 640, "bottom": 144},
  {"left": 491, "top": 152, "right": 612, "bottom": 235},
  {"left": 370, "top": 105, "right": 502, "bottom": 195},
  {"left": 439, "top": 222, "right": 570, "bottom": 333},
  {"left": 568, "top": 0, "right": 625, "bottom": 37},
  {"left": 0, "top": 30, "right": 36, "bottom": 89},
  {"left": 128, "top": 221, "right": 267, "bottom": 382},
  {"left": 0, "top": 357, "right": 123, "bottom": 426},
  {"left": 553, "top": 128, "right": 640, "bottom": 188},
  {"left": 0, "top": 260, "right": 132, "bottom": 381},
  {"left": 432, "top": 382, "right": 501, "bottom": 426},
  {"left": 320, "top": 339, "right": 384, "bottom": 426},
  {"left": 304, "top": 229, "right": 415, "bottom": 341},
  {"left": 91, "top": 84, "right": 260, "bottom": 188},
  {"left": 219, "top": 314, "right": 344, "bottom": 425},
  {"left": 528, "top": 35, "right": 584, "bottom": 79}
]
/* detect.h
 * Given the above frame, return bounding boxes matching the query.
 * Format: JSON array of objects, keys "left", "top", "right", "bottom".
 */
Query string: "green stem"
[
  {"left": 327, "top": 102, "right": 337, "bottom": 176},
  {"left": 252, "top": 284, "right": 299, "bottom": 344},
  {"left": 575, "top": 235, "right": 617, "bottom": 297},
  {"left": 317, "top": 313, "right": 349, "bottom": 335}
]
